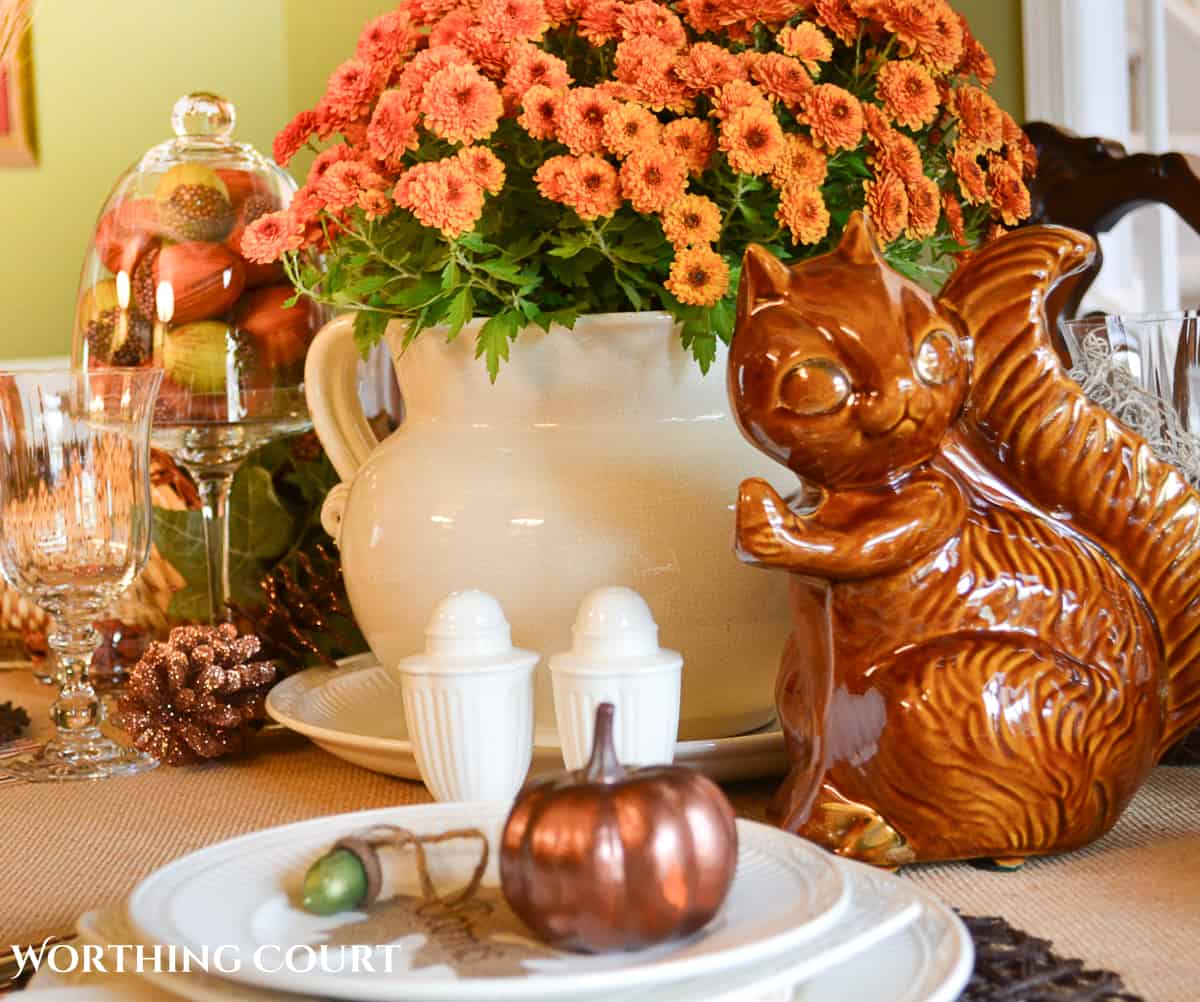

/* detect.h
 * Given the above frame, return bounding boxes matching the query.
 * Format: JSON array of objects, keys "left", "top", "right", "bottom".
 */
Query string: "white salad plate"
[
  {"left": 77, "top": 849, "right": 970, "bottom": 1002},
  {"left": 127, "top": 802, "right": 857, "bottom": 1002},
  {"left": 267, "top": 656, "right": 789, "bottom": 783}
]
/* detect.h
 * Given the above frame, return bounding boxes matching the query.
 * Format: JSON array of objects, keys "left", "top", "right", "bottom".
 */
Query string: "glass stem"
[
  {"left": 48, "top": 620, "right": 101, "bottom": 737},
  {"left": 195, "top": 468, "right": 238, "bottom": 624}
]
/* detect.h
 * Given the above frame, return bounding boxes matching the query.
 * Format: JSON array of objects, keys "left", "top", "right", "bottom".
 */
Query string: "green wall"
[
  {"left": 0, "top": 0, "right": 1025, "bottom": 360},
  {"left": 956, "top": 0, "right": 1025, "bottom": 118}
]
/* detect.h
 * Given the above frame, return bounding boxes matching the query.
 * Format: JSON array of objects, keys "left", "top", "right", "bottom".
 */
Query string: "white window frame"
[{"left": 1021, "top": 0, "right": 1180, "bottom": 314}]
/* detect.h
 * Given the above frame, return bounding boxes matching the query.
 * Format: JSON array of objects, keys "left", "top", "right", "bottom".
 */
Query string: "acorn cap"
[
  {"left": 397, "top": 590, "right": 539, "bottom": 675},
  {"left": 550, "top": 587, "right": 683, "bottom": 675}
]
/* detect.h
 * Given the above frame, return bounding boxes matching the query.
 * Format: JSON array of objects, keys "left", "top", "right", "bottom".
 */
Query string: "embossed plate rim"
[{"left": 266, "top": 657, "right": 788, "bottom": 783}]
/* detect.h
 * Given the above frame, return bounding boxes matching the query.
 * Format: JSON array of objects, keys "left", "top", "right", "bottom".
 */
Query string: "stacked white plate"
[
  {"left": 65, "top": 802, "right": 972, "bottom": 1002},
  {"left": 266, "top": 655, "right": 791, "bottom": 783}
]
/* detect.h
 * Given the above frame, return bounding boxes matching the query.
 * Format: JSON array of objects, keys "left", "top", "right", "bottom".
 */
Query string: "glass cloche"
[{"left": 74, "top": 92, "right": 326, "bottom": 623}]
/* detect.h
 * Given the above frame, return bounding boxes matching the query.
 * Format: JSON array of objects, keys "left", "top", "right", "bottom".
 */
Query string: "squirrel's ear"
[
  {"left": 836, "top": 212, "right": 882, "bottom": 266},
  {"left": 740, "top": 244, "right": 792, "bottom": 306}
]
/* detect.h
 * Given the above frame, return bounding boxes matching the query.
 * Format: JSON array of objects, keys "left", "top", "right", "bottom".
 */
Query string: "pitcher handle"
[{"left": 305, "top": 313, "right": 382, "bottom": 483}]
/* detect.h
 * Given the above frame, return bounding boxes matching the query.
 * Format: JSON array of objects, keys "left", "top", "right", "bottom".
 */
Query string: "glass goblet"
[{"left": 0, "top": 367, "right": 162, "bottom": 781}]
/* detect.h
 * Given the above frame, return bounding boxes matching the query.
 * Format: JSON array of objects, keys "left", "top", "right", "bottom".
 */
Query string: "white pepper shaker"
[
  {"left": 393, "top": 590, "right": 537, "bottom": 802},
  {"left": 550, "top": 586, "right": 683, "bottom": 770}
]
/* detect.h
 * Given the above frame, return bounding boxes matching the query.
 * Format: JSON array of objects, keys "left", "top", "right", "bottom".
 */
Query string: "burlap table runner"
[{"left": 2, "top": 669, "right": 1198, "bottom": 1000}]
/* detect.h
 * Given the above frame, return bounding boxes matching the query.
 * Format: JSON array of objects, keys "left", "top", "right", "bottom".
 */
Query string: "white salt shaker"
[
  {"left": 550, "top": 586, "right": 683, "bottom": 770},
  {"left": 394, "top": 590, "right": 537, "bottom": 802}
]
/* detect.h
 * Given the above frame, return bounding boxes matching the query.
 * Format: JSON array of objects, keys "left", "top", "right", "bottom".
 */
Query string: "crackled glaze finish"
[{"left": 729, "top": 213, "right": 1200, "bottom": 865}]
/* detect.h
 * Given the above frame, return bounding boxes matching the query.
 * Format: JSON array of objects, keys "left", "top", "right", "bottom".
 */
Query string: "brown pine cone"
[{"left": 116, "top": 623, "right": 276, "bottom": 766}]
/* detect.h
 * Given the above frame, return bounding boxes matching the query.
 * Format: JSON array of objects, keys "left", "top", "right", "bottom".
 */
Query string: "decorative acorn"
[
  {"left": 155, "top": 163, "right": 235, "bottom": 242},
  {"left": 154, "top": 242, "right": 246, "bottom": 324},
  {"left": 499, "top": 702, "right": 738, "bottom": 954}
]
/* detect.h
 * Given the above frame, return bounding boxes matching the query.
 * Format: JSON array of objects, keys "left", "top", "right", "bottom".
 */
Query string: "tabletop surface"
[{"left": 2, "top": 667, "right": 1198, "bottom": 1001}]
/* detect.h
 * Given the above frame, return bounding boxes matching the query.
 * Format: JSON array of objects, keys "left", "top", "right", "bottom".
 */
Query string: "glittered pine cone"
[{"left": 116, "top": 622, "right": 276, "bottom": 766}]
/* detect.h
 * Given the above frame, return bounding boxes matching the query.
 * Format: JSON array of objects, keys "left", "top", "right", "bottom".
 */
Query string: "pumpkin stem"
[{"left": 583, "top": 702, "right": 626, "bottom": 782}]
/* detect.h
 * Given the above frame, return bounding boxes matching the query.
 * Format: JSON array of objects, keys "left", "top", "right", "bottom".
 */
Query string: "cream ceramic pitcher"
[{"left": 304, "top": 311, "right": 789, "bottom": 740}]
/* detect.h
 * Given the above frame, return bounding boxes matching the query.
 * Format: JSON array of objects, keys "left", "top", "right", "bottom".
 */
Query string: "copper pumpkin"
[
  {"left": 729, "top": 213, "right": 1200, "bottom": 867},
  {"left": 500, "top": 703, "right": 737, "bottom": 953}
]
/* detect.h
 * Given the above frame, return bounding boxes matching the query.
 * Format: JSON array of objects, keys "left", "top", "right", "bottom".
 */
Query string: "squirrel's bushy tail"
[{"left": 939, "top": 226, "right": 1200, "bottom": 755}]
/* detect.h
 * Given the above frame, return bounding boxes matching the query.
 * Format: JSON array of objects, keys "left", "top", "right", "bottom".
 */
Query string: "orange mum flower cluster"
[{"left": 254, "top": 0, "right": 1029, "bottom": 358}]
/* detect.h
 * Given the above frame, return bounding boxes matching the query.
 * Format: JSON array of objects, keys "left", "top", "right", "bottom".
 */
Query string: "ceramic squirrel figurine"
[{"left": 729, "top": 213, "right": 1200, "bottom": 866}]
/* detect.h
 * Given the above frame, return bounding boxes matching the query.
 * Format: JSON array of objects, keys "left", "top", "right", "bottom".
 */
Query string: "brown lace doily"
[{"left": 958, "top": 914, "right": 1142, "bottom": 1001}]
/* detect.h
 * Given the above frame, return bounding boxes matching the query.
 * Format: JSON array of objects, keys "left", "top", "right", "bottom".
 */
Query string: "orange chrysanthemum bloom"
[
  {"left": 863, "top": 171, "right": 909, "bottom": 245},
  {"left": 986, "top": 157, "right": 1031, "bottom": 227},
  {"left": 777, "top": 182, "right": 831, "bottom": 246},
  {"left": 958, "top": 17, "right": 996, "bottom": 85},
  {"left": 395, "top": 159, "right": 485, "bottom": 239},
  {"left": 429, "top": 9, "right": 473, "bottom": 48},
  {"left": 750, "top": 53, "right": 812, "bottom": 111},
  {"left": 778, "top": 23, "right": 833, "bottom": 75},
  {"left": 814, "top": 0, "right": 859, "bottom": 45},
  {"left": 905, "top": 174, "right": 940, "bottom": 239},
  {"left": 620, "top": 147, "right": 688, "bottom": 213},
  {"left": 534, "top": 154, "right": 575, "bottom": 201},
  {"left": 871, "top": 125, "right": 925, "bottom": 185},
  {"left": 506, "top": 42, "right": 572, "bottom": 99},
  {"left": 477, "top": 0, "right": 549, "bottom": 42},
  {"left": 715, "top": 80, "right": 772, "bottom": 120},
  {"left": 617, "top": 0, "right": 688, "bottom": 47},
  {"left": 395, "top": 46, "right": 469, "bottom": 109},
  {"left": 679, "top": 42, "right": 747, "bottom": 94},
  {"left": 603, "top": 103, "right": 663, "bottom": 159},
  {"left": 558, "top": 87, "right": 618, "bottom": 155},
  {"left": 421, "top": 64, "right": 503, "bottom": 145},
  {"left": 322, "top": 59, "right": 383, "bottom": 129},
  {"left": 1000, "top": 111, "right": 1039, "bottom": 178},
  {"left": 457, "top": 146, "right": 506, "bottom": 194},
  {"left": 678, "top": 0, "right": 734, "bottom": 34},
  {"left": 719, "top": 105, "right": 786, "bottom": 175},
  {"left": 307, "top": 144, "right": 359, "bottom": 187},
  {"left": 955, "top": 85, "right": 1003, "bottom": 151},
  {"left": 923, "top": 6, "right": 965, "bottom": 73},
  {"left": 356, "top": 11, "right": 414, "bottom": 77},
  {"left": 615, "top": 37, "right": 690, "bottom": 111},
  {"left": 771, "top": 133, "right": 828, "bottom": 188},
  {"left": 544, "top": 0, "right": 582, "bottom": 23},
  {"left": 664, "top": 118, "right": 717, "bottom": 175},
  {"left": 862, "top": 101, "right": 891, "bottom": 146},
  {"left": 359, "top": 188, "right": 393, "bottom": 221},
  {"left": 802, "top": 84, "right": 864, "bottom": 152},
  {"left": 942, "top": 191, "right": 966, "bottom": 245},
  {"left": 661, "top": 194, "right": 722, "bottom": 248},
  {"left": 666, "top": 246, "right": 730, "bottom": 306},
  {"left": 876, "top": 60, "right": 940, "bottom": 130},
  {"left": 242, "top": 210, "right": 303, "bottom": 264},
  {"left": 405, "top": 0, "right": 461, "bottom": 22},
  {"left": 367, "top": 90, "right": 420, "bottom": 167},
  {"left": 518, "top": 84, "right": 565, "bottom": 140},
  {"left": 579, "top": 0, "right": 624, "bottom": 43},
  {"left": 559, "top": 154, "right": 623, "bottom": 219},
  {"left": 950, "top": 142, "right": 987, "bottom": 204},
  {"left": 317, "top": 160, "right": 386, "bottom": 212}
]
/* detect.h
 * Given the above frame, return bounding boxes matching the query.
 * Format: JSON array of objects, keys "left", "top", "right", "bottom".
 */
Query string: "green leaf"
[
  {"left": 474, "top": 311, "right": 519, "bottom": 381},
  {"left": 353, "top": 310, "right": 389, "bottom": 359},
  {"left": 154, "top": 466, "right": 294, "bottom": 621},
  {"left": 478, "top": 258, "right": 531, "bottom": 284},
  {"left": 689, "top": 328, "right": 718, "bottom": 373},
  {"left": 444, "top": 286, "right": 474, "bottom": 341}
]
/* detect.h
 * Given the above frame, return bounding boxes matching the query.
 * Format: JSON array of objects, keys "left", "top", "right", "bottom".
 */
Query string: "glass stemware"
[
  {"left": 1061, "top": 311, "right": 1200, "bottom": 486},
  {"left": 0, "top": 368, "right": 163, "bottom": 781}
]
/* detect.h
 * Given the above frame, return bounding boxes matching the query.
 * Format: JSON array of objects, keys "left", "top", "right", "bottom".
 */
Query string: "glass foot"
[{"left": 1, "top": 730, "right": 157, "bottom": 782}]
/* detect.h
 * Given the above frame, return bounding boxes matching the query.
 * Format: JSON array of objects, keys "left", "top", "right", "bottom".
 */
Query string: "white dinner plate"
[
  {"left": 79, "top": 857, "right": 969, "bottom": 1002},
  {"left": 128, "top": 803, "right": 849, "bottom": 1001},
  {"left": 267, "top": 656, "right": 789, "bottom": 784}
]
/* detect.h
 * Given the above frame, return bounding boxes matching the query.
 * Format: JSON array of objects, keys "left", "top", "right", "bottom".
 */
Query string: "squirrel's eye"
[
  {"left": 915, "top": 329, "right": 959, "bottom": 386},
  {"left": 779, "top": 359, "right": 850, "bottom": 416}
]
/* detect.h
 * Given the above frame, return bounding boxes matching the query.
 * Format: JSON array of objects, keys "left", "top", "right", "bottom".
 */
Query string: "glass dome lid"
[{"left": 74, "top": 92, "right": 322, "bottom": 432}]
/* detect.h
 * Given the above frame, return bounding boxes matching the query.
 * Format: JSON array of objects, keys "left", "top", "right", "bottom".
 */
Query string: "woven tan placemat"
[{"left": 2, "top": 668, "right": 1198, "bottom": 1001}]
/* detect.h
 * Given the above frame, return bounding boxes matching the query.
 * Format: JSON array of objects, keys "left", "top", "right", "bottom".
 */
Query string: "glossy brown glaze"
[
  {"left": 729, "top": 214, "right": 1200, "bottom": 865},
  {"left": 499, "top": 703, "right": 738, "bottom": 952}
]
